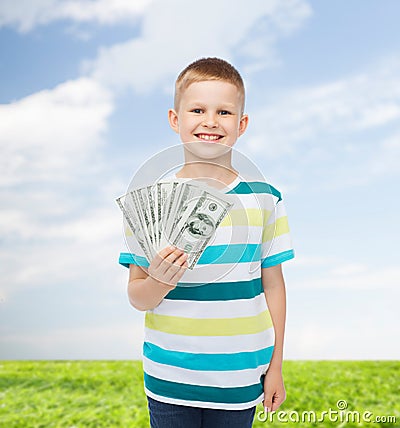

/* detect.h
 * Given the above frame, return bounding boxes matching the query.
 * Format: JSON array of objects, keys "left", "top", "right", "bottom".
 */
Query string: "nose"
[{"left": 202, "top": 112, "right": 218, "bottom": 128}]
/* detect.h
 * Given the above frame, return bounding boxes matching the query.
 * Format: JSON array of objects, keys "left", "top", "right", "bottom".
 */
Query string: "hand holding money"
[
  {"left": 148, "top": 246, "right": 188, "bottom": 287},
  {"left": 117, "top": 178, "right": 233, "bottom": 272}
]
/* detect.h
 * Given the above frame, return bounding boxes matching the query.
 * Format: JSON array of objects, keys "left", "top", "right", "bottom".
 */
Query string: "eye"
[
  {"left": 219, "top": 110, "right": 231, "bottom": 116},
  {"left": 191, "top": 108, "right": 203, "bottom": 114}
]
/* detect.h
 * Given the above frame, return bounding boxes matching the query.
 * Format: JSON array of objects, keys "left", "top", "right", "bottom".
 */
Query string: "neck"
[{"left": 177, "top": 145, "right": 238, "bottom": 188}]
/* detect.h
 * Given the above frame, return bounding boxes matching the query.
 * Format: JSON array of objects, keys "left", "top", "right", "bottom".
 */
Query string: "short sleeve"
[
  {"left": 261, "top": 197, "right": 294, "bottom": 268},
  {"left": 118, "top": 218, "right": 150, "bottom": 269}
]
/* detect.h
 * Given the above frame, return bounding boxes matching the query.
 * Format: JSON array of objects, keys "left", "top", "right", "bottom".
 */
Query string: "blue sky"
[{"left": 1, "top": 0, "right": 399, "bottom": 360}]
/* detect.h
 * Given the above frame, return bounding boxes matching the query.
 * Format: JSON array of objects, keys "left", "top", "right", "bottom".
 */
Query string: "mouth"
[{"left": 195, "top": 133, "right": 223, "bottom": 142}]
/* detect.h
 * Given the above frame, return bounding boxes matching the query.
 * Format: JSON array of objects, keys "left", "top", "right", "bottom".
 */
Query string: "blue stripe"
[
  {"left": 261, "top": 249, "right": 295, "bottom": 268},
  {"left": 119, "top": 252, "right": 149, "bottom": 268},
  {"left": 145, "top": 373, "right": 264, "bottom": 404},
  {"left": 228, "top": 181, "right": 282, "bottom": 201},
  {"left": 144, "top": 342, "right": 274, "bottom": 371},
  {"left": 119, "top": 244, "right": 262, "bottom": 268},
  {"left": 166, "top": 277, "right": 263, "bottom": 301},
  {"left": 197, "top": 243, "right": 261, "bottom": 264},
  {"left": 120, "top": 248, "right": 295, "bottom": 269}
]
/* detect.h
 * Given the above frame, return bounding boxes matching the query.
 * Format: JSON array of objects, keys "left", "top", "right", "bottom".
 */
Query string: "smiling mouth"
[{"left": 195, "top": 134, "right": 223, "bottom": 141}]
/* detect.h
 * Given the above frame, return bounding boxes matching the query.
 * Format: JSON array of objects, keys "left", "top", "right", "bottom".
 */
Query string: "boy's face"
[{"left": 168, "top": 80, "right": 248, "bottom": 151}]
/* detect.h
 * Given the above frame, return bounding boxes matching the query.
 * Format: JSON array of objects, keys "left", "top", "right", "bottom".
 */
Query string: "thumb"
[{"left": 263, "top": 389, "right": 274, "bottom": 413}]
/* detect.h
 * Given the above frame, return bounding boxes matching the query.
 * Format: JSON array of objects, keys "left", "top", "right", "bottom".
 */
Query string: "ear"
[
  {"left": 238, "top": 114, "right": 249, "bottom": 137},
  {"left": 168, "top": 109, "right": 180, "bottom": 134}
]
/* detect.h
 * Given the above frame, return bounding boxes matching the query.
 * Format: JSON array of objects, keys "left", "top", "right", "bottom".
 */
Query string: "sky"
[{"left": 0, "top": 0, "right": 399, "bottom": 360}]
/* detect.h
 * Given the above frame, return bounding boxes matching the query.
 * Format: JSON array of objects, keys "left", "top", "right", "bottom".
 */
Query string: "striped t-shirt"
[{"left": 119, "top": 177, "right": 294, "bottom": 410}]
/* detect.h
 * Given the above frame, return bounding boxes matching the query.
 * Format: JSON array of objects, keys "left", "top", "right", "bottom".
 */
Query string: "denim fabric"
[{"left": 147, "top": 396, "right": 256, "bottom": 428}]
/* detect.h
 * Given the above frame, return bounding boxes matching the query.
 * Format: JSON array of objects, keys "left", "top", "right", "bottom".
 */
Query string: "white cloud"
[
  {"left": 86, "top": 0, "right": 312, "bottom": 93},
  {"left": 0, "top": 0, "right": 152, "bottom": 32},
  {"left": 242, "top": 56, "right": 400, "bottom": 190},
  {"left": 0, "top": 206, "right": 123, "bottom": 289},
  {"left": 0, "top": 77, "right": 113, "bottom": 186},
  {"left": 0, "top": 77, "right": 122, "bottom": 300},
  {"left": 245, "top": 58, "right": 400, "bottom": 159}
]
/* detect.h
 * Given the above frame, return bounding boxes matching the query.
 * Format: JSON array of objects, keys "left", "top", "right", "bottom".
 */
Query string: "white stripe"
[
  {"left": 265, "top": 199, "right": 287, "bottom": 222},
  {"left": 143, "top": 356, "right": 270, "bottom": 388},
  {"left": 153, "top": 293, "right": 267, "bottom": 318},
  {"left": 180, "top": 260, "right": 262, "bottom": 283},
  {"left": 144, "top": 328, "right": 275, "bottom": 354},
  {"left": 227, "top": 192, "right": 277, "bottom": 210},
  {"left": 262, "top": 233, "right": 293, "bottom": 259},
  {"left": 210, "top": 224, "right": 263, "bottom": 246},
  {"left": 274, "top": 199, "right": 288, "bottom": 217},
  {"left": 145, "top": 388, "right": 263, "bottom": 410}
]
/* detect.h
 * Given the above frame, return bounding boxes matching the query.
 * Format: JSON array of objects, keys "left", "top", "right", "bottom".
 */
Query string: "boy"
[{"left": 119, "top": 57, "right": 294, "bottom": 427}]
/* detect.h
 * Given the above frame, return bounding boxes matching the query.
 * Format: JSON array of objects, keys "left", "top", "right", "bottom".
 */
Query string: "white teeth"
[{"left": 198, "top": 134, "right": 220, "bottom": 141}]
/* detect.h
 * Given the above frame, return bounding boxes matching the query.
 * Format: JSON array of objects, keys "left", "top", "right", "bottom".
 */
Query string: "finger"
[
  {"left": 155, "top": 264, "right": 182, "bottom": 287},
  {"left": 171, "top": 268, "right": 187, "bottom": 284},
  {"left": 165, "top": 253, "right": 187, "bottom": 277},
  {"left": 149, "top": 252, "right": 164, "bottom": 271},
  {"left": 170, "top": 260, "right": 188, "bottom": 283},
  {"left": 161, "top": 253, "right": 188, "bottom": 284},
  {"left": 271, "top": 394, "right": 285, "bottom": 412},
  {"left": 150, "top": 246, "right": 175, "bottom": 270},
  {"left": 149, "top": 248, "right": 186, "bottom": 285},
  {"left": 151, "top": 247, "right": 180, "bottom": 274},
  {"left": 161, "top": 249, "right": 185, "bottom": 270},
  {"left": 174, "top": 252, "right": 188, "bottom": 266},
  {"left": 263, "top": 394, "right": 273, "bottom": 414},
  {"left": 148, "top": 266, "right": 177, "bottom": 287},
  {"left": 158, "top": 245, "right": 178, "bottom": 259}
]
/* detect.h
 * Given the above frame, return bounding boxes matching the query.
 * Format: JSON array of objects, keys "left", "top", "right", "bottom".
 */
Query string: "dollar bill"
[
  {"left": 157, "top": 181, "right": 174, "bottom": 249},
  {"left": 116, "top": 193, "right": 154, "bottom": 262},
  {"left": 129, "top": 190, "right": 156, "bottom": 260},
  {"left": 164, "top": 181, "right": 203, "bottom": 240},
  {"left": 145, "top": 185, "right": 157, "bottom": 248},
  {"left": 169, "top": 190, "right": 233, "bottom": 269},
  {"left": 117, "top": 178, "right": 233, "bottom": 269}
]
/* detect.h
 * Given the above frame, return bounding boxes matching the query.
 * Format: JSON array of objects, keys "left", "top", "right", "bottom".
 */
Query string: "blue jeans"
[{"left": 147, "top": 396, "right": 256, "bottom": 428}]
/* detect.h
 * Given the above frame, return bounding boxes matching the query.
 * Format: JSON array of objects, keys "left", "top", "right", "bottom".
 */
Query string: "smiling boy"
[
  {"left": 120, "top": 57, "right": 295, "bottom": 428},
  {"left": 168, "top": 60, "right": 248, "bottom": 189}
]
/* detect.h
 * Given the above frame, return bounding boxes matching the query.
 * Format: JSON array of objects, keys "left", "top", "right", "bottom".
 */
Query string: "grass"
[{"left": 0, "top": 361, "right": 399, "bottom": 427}]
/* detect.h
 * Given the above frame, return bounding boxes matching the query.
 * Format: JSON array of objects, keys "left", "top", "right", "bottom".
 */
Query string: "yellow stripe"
[
  {"left": 145, "top": 310, "right": 273, "bottom": 336},
  {"left": 220, "top": 208, "right": 272, "bottom": 227},
  {"left": 262, "top": 216, "right": 290, "bottom": 242}
]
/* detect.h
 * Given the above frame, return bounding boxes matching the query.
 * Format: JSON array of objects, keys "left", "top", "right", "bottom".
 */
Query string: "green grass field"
[{"left": 0, "top": 361, "right": 398, "bottom": 427}]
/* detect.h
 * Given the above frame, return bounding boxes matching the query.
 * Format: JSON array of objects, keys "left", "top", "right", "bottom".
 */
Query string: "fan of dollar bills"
[{"left": 116, "top": 179, "right": 233, "bottom": 269}]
